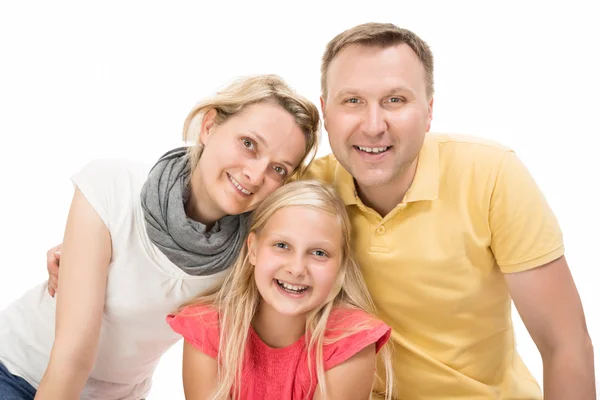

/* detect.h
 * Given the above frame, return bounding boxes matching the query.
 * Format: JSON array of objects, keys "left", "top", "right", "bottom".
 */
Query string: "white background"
[{"left": 0, "top": 1, "right": 598, "bottom": 398}]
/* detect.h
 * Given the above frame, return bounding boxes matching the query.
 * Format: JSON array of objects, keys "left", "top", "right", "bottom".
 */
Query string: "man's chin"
[{"left": 352, "top": 171, "right": 393, "bottom": 189}]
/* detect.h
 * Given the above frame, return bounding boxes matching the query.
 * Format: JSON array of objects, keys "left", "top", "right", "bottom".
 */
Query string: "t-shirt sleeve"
[
  {"left": 489, "top": 150, "right": 564, "bottom": 273},
  {"left": 166, "top": 304, "right": 220, "bottom": 359},
  {"left": 70, "top": 159, "right": 142, "bottom": 230},
  {"left": 323, "top": 308, "right": 391, "bottom": 371}
]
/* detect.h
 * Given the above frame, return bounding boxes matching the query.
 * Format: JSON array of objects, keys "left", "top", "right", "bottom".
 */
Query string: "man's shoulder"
[
  {"left": 301, "top": 153, "right": 339, "bottom": 183},
  {"left": 429, "top": 132, "right": 511, "bottom": 153},
  {"left": 428, "top": 133, "right": 514, "bottom": 171}
]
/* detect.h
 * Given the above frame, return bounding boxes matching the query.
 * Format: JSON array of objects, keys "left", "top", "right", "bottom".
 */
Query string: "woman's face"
[{"left": 194, "top": 102, "right": 307, "bottom": 222}]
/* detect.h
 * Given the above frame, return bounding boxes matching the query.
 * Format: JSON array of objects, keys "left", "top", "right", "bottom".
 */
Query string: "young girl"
[
  {"left": 0, "top": 74, "right": 320, "bottom": 400},
  {"left": 168, "top": 180, "right": 394, "bottom": 400}
]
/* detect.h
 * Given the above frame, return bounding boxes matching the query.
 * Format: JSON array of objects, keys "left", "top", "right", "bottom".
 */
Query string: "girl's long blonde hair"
[
  {"left": 182, "top": 74, "right": 320, "bottom": 179},
  {"left": 178, "top": 180, "right": 394, "bottom": 399}
]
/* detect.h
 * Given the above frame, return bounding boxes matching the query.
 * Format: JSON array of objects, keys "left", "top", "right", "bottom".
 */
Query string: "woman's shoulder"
[{"left": 73, "top": 158, "right": 151, "bottom": 188}]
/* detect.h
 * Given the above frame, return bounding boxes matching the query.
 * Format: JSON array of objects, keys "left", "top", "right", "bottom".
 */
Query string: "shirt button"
[{"left": 376, "top": 225, "right": 386, "bottom": 234}]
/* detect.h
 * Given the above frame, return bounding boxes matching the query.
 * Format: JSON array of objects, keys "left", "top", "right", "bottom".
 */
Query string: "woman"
[{"left": 0, "top": 74, "right": 320, "bottom": 400}]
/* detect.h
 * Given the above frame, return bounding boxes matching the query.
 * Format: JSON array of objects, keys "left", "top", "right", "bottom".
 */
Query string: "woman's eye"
[
  {"left": 312, "top": 250, "right": 328, "bottom": 257},
  {"left": 274, "top": 242, "right": 288, "bottom": 249},
  {"left": 242, "top": 138, "right": 255, "bottom": 150},
  {"left": 273, "top": 165, "right": 287, "bottom": 176}
]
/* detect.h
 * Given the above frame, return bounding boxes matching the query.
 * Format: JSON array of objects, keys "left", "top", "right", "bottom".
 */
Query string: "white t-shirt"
[{"left": 0, "top": 159, "right": 228, "bottom": 399}]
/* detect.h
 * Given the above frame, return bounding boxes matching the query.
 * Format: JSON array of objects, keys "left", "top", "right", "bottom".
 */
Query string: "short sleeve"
[
  {"left": 489, "top": 150, "right": 564, "bottom": 273},
  {"left": 71, "top": 159, "right": 142, "bottom": 230},
  {"left": 166, "top": 304, "right": 220, "bottom": 359},
  {"left": 323, "top": 308, "right": 391, "bottom": 371}
]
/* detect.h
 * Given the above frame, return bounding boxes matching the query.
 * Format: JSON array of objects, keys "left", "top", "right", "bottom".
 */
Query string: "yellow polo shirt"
[{"left": 302, "top": 133, "right": 564, "bottom": 399}]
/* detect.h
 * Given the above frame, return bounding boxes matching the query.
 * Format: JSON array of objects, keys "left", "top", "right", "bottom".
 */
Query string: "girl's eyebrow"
[{"left": 267, "top": 232, "right": 336, "bottom": 248}]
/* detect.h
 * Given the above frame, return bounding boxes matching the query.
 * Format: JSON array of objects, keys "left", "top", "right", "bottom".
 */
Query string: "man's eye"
[
  {"left": 346, "top": 98, "right": 360, "bottom": 104},
  {"left": 388, "top": 97, "right": 405, "bottom": 103}
]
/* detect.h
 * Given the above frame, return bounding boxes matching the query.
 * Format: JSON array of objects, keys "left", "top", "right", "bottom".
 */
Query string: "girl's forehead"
[
  {"left": 257, "top": 206, "right": 343, "bottom": 243},
  {"left": 267, "top": 205, "right": 336, "bottom": 225}
]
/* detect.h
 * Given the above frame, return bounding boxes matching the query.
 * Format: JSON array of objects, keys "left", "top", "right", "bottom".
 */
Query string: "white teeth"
[
  {"left": 357, "top": 146, "right": 389, "bottom": 154},
  {"left": 276, "top": 279, "right": 309, "bottom": 292},
  {"left": 228, "top": 175, "right": 252, "bottom": 195}
]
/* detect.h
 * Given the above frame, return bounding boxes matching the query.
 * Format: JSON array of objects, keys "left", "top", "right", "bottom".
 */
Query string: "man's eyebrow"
[
  {"left": 334, "top": 86, "right": 414, "bottom": 98},
  {"left": 334, "top": 89, "right": 360, "bottom": 98},
  {"left": 385, "top": 86, "right": 414, "bottom": 95}
]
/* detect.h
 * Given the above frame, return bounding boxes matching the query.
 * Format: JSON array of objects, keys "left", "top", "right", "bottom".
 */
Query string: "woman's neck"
[
  {"left": 185, "top": 167, "right": 222, "bottom": 230},
  {"left": 251, "top": 300, "right": 306, "bottom": 348}
]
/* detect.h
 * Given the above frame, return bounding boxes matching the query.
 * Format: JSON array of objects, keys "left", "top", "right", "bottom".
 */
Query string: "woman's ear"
[
  {"left": 199, "top": 109, "right": 218, "bottom": 145},
  {"left": 247, "top": 232, "right": 257, "bottom": 266}
]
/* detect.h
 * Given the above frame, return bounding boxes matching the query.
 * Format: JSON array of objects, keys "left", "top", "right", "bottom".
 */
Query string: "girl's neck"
[{"left": 252, "top": 300, "right": 306, "bottom": 348}]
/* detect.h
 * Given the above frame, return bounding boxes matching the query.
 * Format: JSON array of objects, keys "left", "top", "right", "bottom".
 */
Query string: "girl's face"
[
  {"left": 193, "top": 102, "right": 307, "bottom": 223},
  {"left": 248, "top": 206, "right": 343, "bottom": 318}
]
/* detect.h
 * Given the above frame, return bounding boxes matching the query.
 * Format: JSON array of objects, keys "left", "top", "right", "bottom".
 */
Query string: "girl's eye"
[
  {"left": 274, "top": 242, "right": 288, "bottom": 249},
  {"left": 273, "top": 165, "right": 287, "bottom": 176},
  {"left": 312, "top": 249, "right": 328, "bottom": 257},
  {"left": 242, "top": 138, "right": 255, "bottom": 150}
]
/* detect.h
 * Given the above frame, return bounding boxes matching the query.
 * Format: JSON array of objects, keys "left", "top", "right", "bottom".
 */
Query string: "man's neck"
[{"left": 356, "top": 158, "right": 418, "bottom": 217}]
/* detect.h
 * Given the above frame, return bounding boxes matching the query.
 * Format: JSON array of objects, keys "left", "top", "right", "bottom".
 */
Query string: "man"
[{"left": 46, "top": 23, "right": 595, "bottom": 399}]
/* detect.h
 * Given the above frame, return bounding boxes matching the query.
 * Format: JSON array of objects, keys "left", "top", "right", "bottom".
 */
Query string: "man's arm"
[
  {"left": 505, "top": 256, "right": 595, "bottom": 400},
  {"left": 46, "top": 244, "right": 62, "bottom": 297}
]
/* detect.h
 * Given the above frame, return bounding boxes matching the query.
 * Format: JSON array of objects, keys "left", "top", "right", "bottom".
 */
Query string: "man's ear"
[
  {"left": 426, "top": 97, "right": 434, "bottom": 132},
  {"left": 320, "top": 96, "right": 327, "bottom": 131}
]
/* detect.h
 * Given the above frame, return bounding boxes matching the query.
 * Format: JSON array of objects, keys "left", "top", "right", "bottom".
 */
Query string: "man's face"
[{"left": 322, "top": 43, "right": 433, "bottom": 190}]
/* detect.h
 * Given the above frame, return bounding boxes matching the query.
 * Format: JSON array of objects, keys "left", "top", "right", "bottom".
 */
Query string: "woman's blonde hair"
[
  {"left": 178, "top": 180, "right": 394, "bottom": 399},
  {"left": 182, "top": 74, "right": 320, "bottom": 179}
]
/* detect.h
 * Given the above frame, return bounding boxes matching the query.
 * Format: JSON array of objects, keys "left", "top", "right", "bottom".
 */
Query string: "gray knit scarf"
[{"left": 140, "top": 147, "right": 249, "bottom": 276}]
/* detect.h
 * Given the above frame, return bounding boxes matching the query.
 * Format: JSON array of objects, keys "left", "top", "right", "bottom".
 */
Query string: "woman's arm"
[
  {"left": 313, "top": 344, "right": 377, "bottom": 400},
  {"left": 182, "top": 340, "right": 220, "bottom": 399},
  {"left": 35, "top": 188, "right": 111, "bottom": 400}
]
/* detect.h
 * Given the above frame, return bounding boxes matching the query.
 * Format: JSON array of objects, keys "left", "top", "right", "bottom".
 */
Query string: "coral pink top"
[{"left": 167, "top": 305, "right": 391, "bottom": 399}]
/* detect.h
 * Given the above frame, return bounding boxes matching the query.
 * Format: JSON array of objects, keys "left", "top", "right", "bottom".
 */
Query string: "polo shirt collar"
[
  {"left": 405, "top": 135, "right": 439, "bottom": 202},
  {"left": 333, "top": 135, "right": 440, "bottom": 206}
]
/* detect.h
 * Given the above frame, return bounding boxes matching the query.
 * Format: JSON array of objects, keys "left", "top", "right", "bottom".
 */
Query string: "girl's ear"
[
  {"left": 247, "top": 232, "right": 257, "bottom": 266},
  {"left": 325, "top": 267, "right": 346, "bottom": 303},
  {"left": 199, "top": 109, "right": 218, "bottom": 146}
]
